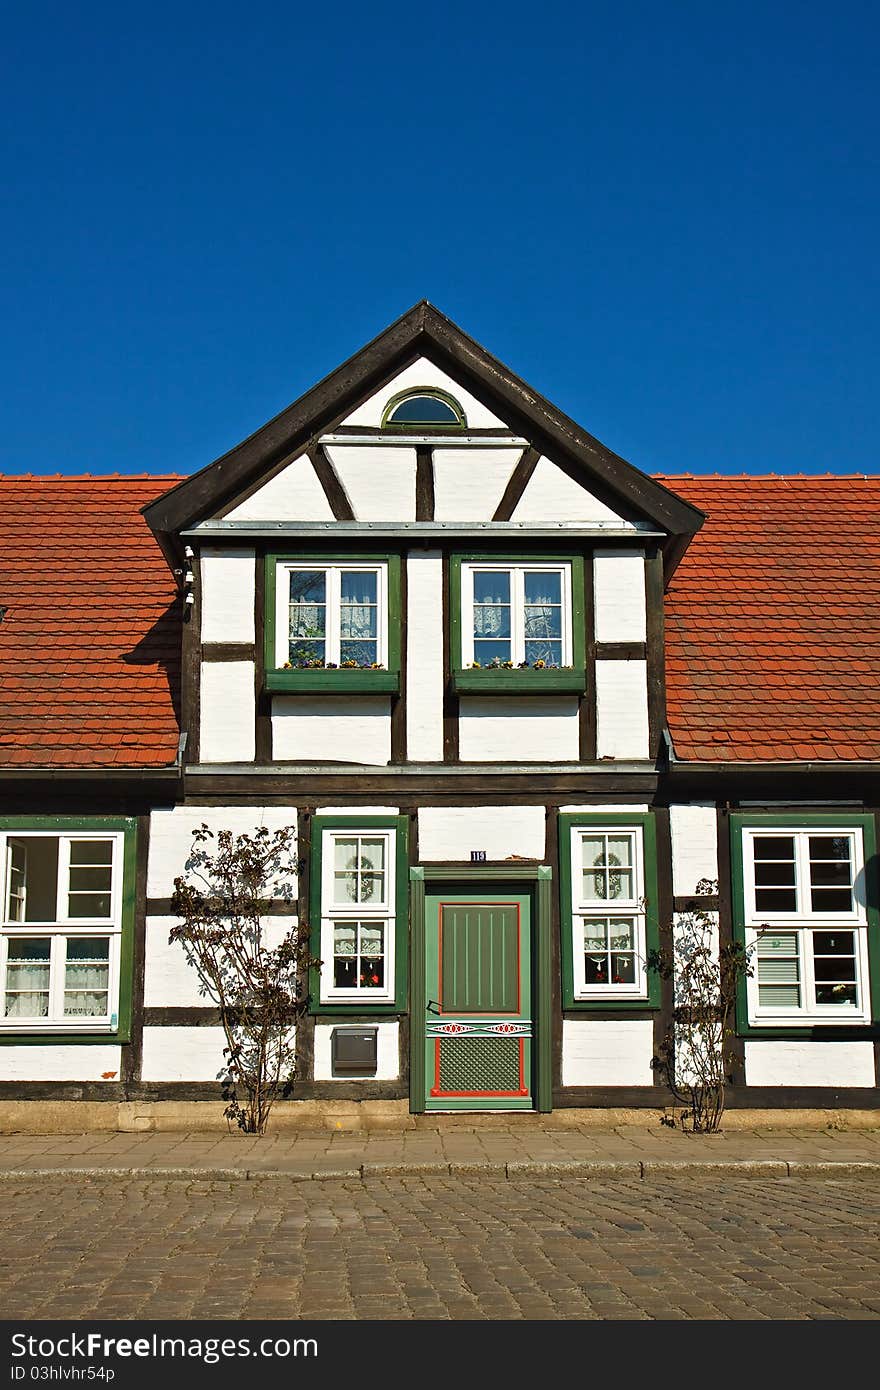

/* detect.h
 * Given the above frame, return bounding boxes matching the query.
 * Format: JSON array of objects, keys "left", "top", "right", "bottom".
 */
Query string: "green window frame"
[
  {"left": 381, "top": 386, "right": 467, "bottom": 433},
  {"left": 449, "top": 552, "right": 587, "bottom": 694},
  {"left": 559, "top": 812, "right": 660, "bottom": 1010},
  {"left": 264, "top": 552, "right": 402, "bottom": 693},
  {"left": 731, "top": 812, "right": 880, "bottom": 1036},
  {"left": 309, "top": 815, "right": 409, "bottom": 1015},
  {"left": 0, "top": 816, "right": 137, "bottom": 1044}
]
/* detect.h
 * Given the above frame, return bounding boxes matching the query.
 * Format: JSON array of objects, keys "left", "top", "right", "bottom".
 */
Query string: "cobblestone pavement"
[{"left": 1, "top": 1174, "right": 879, "bottom": 1320}]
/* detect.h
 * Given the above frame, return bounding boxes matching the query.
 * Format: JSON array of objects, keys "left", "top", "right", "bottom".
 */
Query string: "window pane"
[
  {"left": 473, "top": 606, "right": 511, "bottom": 638},
  {"left": 64, "top": 937, "right": 111, "bottom": 1016},
  {"left": 583, "top": 921, "right": 608, "bottom": 951},
  {"left": 473, "top": 572, "right": 510, "bottom": 605},
  {"left": 754, "top": 887, "right": 798, "bottom": 913},
  {"left": 581, "top": 836, "right": 609, "bottom": 900},
  {"left": 524, "top": 639, "right": 563, "bottom": 665},
  {"left": 753, "top": 836, "right": 795, "bottom": 861},
  {"left": 524, "top": 571, "right": 562, "bottom": 606},
  {"left": 340, "top": 571, "right": 378, "bottom": 656},
  {"left": 815, "top": 983, "right": 857, "bottom": 1006},
  {"left": 752, "top": 836, "right": 797, "bottom": 911},
  {"left": 289, "top": 571, "right": 326, "bottom": 664},
  {"left": 754, "top": 860, "right": 796, "bottom": 887},
  {"left": 358, "top": 839, "right": 385, "bottom": 874},
  {"left": 473, "top": 639, "right": 512, "bottom": 664},
  {"left": 524, "top": 571, "right": 563, "bottom": 663},
  {"left": 67, "top": 892, "right": 112, "bottom": 919},
  {"left": 70, "top": 840, "right": 113, "bottom": 866},
  {"left": 5, "top": 837, "right": 59, "bottom": 922},
  {"left": 339, "top": 640, "right": 378, "bottom": 665},
  {"left": 812, "top": 931, "right": 855, "bottom": 956},
  {"left": 289, "top": 571, "right": 326, "bottom": 605},
  {"left": 757, "top": 931, "right": 800, "bottom": 1006},
  {"left": 4, "top": 938, "right": 51, "bottom": 1017},
  {"left": 584, "top": 953, "right": 609, "bottom": 985},
  {"left": 388, "top": 395, "right": 460, "bottom": 425},
  {"left": 609, "top": 953, "right": 636, "bottom": 984},
  {"left": 808, "top": 836, "right": 851, "bottom": 861},
  {"left": 810, "top": 888, "right": 854, "bottom": 913}
]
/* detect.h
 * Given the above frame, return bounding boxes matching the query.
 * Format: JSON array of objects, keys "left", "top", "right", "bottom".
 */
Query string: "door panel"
[{"left": 424, "top": 891, "right": 533, "bottom": 1111}]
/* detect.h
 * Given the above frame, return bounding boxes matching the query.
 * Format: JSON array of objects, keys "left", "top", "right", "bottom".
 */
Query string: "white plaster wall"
[
  {"left": 561, "top": 804, "right": 651, "bottom": 813},
  {"left": 594, "top": 661, "right": 649, "bottom": 759},
  {"left": 0, "top": 1046, "right": 122, "bottom": 1081},
  {"left": 339, "top": 357, "right": 508, "bottom": 429},
  {"left": 418, "top": 806, "right": 546, "bottom": 861},
  {"left": 224, "top": 455, "right": 333, "bottom": 521},
  {"left": 325, "top": 445, "right": 416, "bottom": 521},
  {"left": 200, "top": 547, "right": 255, "bottom": 644},
  {"left": 199, "top": 662, "right": 255, "bottom": 763},
  {"left": 670, "top": 803, "right": 718, "bottom": 896},
  {"left": 141, "top": 1027, "right": 229, "bottom": 1082},
  {"left": 593, "top": 549, "right": 646, "bottom": 643},
  {"left": 272, "top": 696, "right": 391, "bottom": 764},
  {"left": 316, "top": 807, "right": 399, "bottom": 817},
  {"left": 432, "top": 448, "right": 521, "bottom": 521},
  {"left": 313, "top": 1022, "right": 400, "bottom": 1081},
  {"left": 744, "top": 1041, "right": 876, "bottom": 1088},
  {"left": 143, "top": 917, "right": 300, "bottom": 1009},
  {"left": 561, "top": 1020, "right": 654, "bottom": 1086},
  {"left": 511, "top": 457, "right": 625, "bottom": 523},
  {"left": 406, "top": 551, "right": 444, "bottom": 761},
  {"left": 148, "top": 807, "right": 299, "bottom": 898},
  {"left": 459, "top": 697, "right": 580, "bottom": 762}
]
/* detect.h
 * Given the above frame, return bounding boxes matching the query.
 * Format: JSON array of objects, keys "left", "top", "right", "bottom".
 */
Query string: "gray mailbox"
[{"left": 331, "top": 1026, "right": 378, "bottom": 1076}]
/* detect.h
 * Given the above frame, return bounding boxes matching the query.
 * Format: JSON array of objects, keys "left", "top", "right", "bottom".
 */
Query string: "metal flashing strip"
[
  {"left": 186, "top": 521, "right": 662, "bottom": 538},
  {"left": 187, "top": 761, "right": 659, "bottom": 776},
  {"left": 321, "top": 433, "right": 531, "bottom": 448}
]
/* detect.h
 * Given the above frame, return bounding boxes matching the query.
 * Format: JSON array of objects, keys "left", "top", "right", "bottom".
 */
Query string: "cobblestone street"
[{"left": 1, "top": 1173, "right": 879, "bottom": 1320}]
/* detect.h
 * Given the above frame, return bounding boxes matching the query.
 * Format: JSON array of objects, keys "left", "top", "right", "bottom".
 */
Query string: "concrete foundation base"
[{"left": 1, "top": 1099, "right": 879, "bottom": 1134}]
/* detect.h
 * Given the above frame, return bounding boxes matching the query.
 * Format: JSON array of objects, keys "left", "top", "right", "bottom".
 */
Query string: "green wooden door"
[{"left": 423, "top": 891, "right": 533, "bottom": 1111}]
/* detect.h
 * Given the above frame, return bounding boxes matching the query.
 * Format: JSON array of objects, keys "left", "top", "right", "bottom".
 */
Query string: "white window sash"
[
  {"left": 0, "top": 931, "right": 121, "bottom": 1032},
  {"left": 742, "top": 827, "right": 865, "bottom": 926},
  {"left": 319, "top": 829, "right": 396, "bottom": 1003},
  {"left": 746, "top": 924, "right": 871, "bottom": 1023},
  {"left": 461, "top": 562, "right": 572, "bottom": 667},
  {"left": 570, "top": 825, "right": 648, "bottom": 1000},
  {"left": 274, "top": 562, "right": 387, "bottom": 669}
]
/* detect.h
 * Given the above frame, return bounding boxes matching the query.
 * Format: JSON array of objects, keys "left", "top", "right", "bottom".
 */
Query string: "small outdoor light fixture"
[{"left": 331, "top": 1026, "right": 378, "bottom": 1076}]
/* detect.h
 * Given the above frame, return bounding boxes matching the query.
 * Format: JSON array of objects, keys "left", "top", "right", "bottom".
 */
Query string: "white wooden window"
[
  {"left": 319, "top": 829, "right": 396, "bottom": 1003},
  {"left": 274, "top": 562, "right": 387, "bottom": 669},
  {"left": 0, "top": 832, "right": 125, "bottom": 1032},
  {"left": 742, "top": 827, "right": 871, "bottom": 1023},
  {"left": 571, "top": 825, "right": 647, "bottom": 999},
  {"left": 461, "top": 562, "right": 572, "bottom": 668}
]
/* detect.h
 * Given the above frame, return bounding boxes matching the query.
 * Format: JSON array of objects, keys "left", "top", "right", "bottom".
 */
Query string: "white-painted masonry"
[
  {"left": 224, "top": 454, "right": 334, "bottom": 521},
  {"left": 316, "top": 807, "right": 399, "bottom": 817},
  {"left": 561, "top": 1019, "right": 654, "bottom": 1086},
  {"left": 418, "top": 806, "right": 546, "bottom": 861},
  {"left": 312, "top": 1022, "right": 400, "bottom": 1081},
  {"left": 594, "top": 660, "right": 649, "bottom": 759},
  {"left": 593, "top": 549, "right": 647, "bottom": 643},
  {"left": 744, "top": 1041, "right": 876, "bottom": 1088},
  {"left": 143, "top": 917, "right": 299, "bottom": 1008},
  {"left": 199, "top": 662, "right": 255, "bottom": 763},
  {"left": 141, "top": 1027, "right": 228, "bottom": 1082},
  {"left": 325, "top": 445, "right": 416, "bottom": 521},
  {"left": 339, "top": 357, "right": 508, "bottom": 430},
  {"left": 432, "top": 448, "right": 521, "bottom": 521},
  {"left": 459, "top": 696, "right": 580, "bottom": 762},
  {"left": 271, "top": 696, "right": 391, "bottom": 764},
  {"left": 670, "top": 803, "right": 719, "bottom": 895},
  {"left": 148, "top": 807, "right": 299, "bottom": 898},
  {"left": 406, "top": 551, "right": 444, "bottom": 761},
  {"left": 200, "top": 547, "right": 256, "bottom": 644},
  {"left": 510, "top": 456, "right": 625, "bottom": 523},
  {"left": 560, "top": 805, "right": 651, "bottom": 814},
  {"left": 0, "top": 1046, "right": 122, "bottom": 1082}
]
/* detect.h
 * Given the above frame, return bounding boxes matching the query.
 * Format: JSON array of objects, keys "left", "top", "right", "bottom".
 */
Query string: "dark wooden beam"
[
  {"left": 309, "top": 444, "right": 355, "bottom": 520},
  {"left": 492, "top": 446, "right": 540, "bottom": 521},
  {"left": 415, "top": 446, "right": 435, "bottom": 522}
]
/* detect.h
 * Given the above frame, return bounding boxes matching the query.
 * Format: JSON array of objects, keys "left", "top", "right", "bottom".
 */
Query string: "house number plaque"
[{"left": 470, "top": 850, "right": 487, "bottom": 862}]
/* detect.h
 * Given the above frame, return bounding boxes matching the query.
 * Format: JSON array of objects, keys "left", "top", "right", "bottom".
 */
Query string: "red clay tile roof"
[
  {"left": 659, "top": 474, "right": 880, "bottom": 762},
  {"left": 2, "top": 471, "right": 878, "bottom": 769},
  {"left": 0, "top": 476, "right": 184, "bottom": 768}
]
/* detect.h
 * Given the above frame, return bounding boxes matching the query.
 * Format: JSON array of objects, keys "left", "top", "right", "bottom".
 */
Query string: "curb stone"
[{"left": 0, "top": 1158, "right": 879, "bottom": 1182}]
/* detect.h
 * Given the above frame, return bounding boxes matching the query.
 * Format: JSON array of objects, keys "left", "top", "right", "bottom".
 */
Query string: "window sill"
[
  {"left": 452, "top": 668, "right": 587, "bottom": 695},
  {"left": 0, "top": 1029, "right": 129, "bottom": 1044},
  {"left": 565, "top": 997, "right": 658, "bottom": 1012},
  {"left": 266, "top": 670, "right": 400, "bottom": 695}
]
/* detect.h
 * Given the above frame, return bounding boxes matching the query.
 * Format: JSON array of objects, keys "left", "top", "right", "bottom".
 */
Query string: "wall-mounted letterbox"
[{"left": 331, "top": 1026, "right": 378, "bottom": 1076}]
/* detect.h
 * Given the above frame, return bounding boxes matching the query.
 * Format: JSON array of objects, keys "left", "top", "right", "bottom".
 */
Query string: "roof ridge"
[{"left": 0, "top": 473, "right": 188, "bottom": 482}]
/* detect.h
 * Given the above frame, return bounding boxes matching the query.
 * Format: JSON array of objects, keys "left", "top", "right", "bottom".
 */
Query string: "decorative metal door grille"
[{"left": 437, "top": 1037, "right": 522, "bottom": 1094}]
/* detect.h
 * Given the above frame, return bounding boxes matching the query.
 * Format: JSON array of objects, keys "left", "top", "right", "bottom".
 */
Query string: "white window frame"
[
  {"left": 0, "top": 831, "right": 125, "bottom": 1033},
  {"left": 741, "top": 826, "right": 871, "bottom": 1024},
  {"left": 274, "top": 561, "right": 388, "bottom": 669},
  {"left": 570, "top": 824, "right": 648, "bottom": 1000},
  {"left": 460, "top": 561, "right": 573, "bottom": 668},
  {"left": 319, "top": 827, "right": 396, "bottom": 1004}
]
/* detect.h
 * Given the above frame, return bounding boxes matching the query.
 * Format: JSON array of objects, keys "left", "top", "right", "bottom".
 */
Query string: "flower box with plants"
[
  {"left": 451, "top": 657, "right": 586, "bottom": 695},
  {"left": 265, "top": 658, "right": 400, "bottom": 694}
]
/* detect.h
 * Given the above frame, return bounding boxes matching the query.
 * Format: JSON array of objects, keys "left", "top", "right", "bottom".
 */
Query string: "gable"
[{"left": 339, "top": 357, "right": 509, "bottom": 430}]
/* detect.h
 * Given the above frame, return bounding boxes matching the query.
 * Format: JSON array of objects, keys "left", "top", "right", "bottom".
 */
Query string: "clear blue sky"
[{"left": 2, "top": 2, "right": 877, "bottom": 477}]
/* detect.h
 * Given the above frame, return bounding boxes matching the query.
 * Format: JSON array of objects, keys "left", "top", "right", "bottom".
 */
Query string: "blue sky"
[{"left": 1, "top": 2, "right": 877, "bottom": 477}]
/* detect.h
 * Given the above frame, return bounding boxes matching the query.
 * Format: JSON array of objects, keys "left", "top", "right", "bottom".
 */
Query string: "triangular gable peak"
[{"left": 143, "top": 302, "right": 704, "bottom": 571}]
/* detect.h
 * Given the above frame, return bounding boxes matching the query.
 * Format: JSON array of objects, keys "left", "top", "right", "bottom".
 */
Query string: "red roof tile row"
[{"left": 1, "top": 471, "right": 878, "bottom": 769}]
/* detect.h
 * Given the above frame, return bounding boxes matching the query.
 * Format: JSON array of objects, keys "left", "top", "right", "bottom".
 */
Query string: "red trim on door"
[
  {"left": 437, "top": 901, "right": 521, "bottom": 1016},
  {"left": 430, "top": 1037, "right": 529, "bottom": 1099}
]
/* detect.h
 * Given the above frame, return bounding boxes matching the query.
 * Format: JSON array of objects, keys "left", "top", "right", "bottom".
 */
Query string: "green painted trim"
[
  {"left": 535, "top": 869, "right": 554, "bottom": 1113},
  {"left": 408, "top": 869, "right": 426, "bottom": 1114},
  {"left": 264, "top": 552, "right": 402, "bottom": 680},
  {"left": 381, "top": 386, "right": 467, "bottom": 431},
  {"left": 452, "top": 668, "right": 586, "bottom": 695},
  {"left": 558, "top": 812, "right": 661, "bottom": 1012},
  {"left": 449, "top": 552, "right": 586, "bottom": 676},
  {"left": 0, "top": 816, "right": 137, "bottom": 1045},
  {"left": 266, "top": 670, "right": 399, "bottom": 694},
  {"left": 730, "top": 812, "right": 880, "bottom": 1036},
  {"left": 308, "top": 815, "right": 409, "bottom": 1015}
]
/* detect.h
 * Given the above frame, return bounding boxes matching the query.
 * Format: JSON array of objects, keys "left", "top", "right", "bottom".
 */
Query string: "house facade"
[{"left": 2, "top": 301, "right": 879, "bottom": 1115}]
